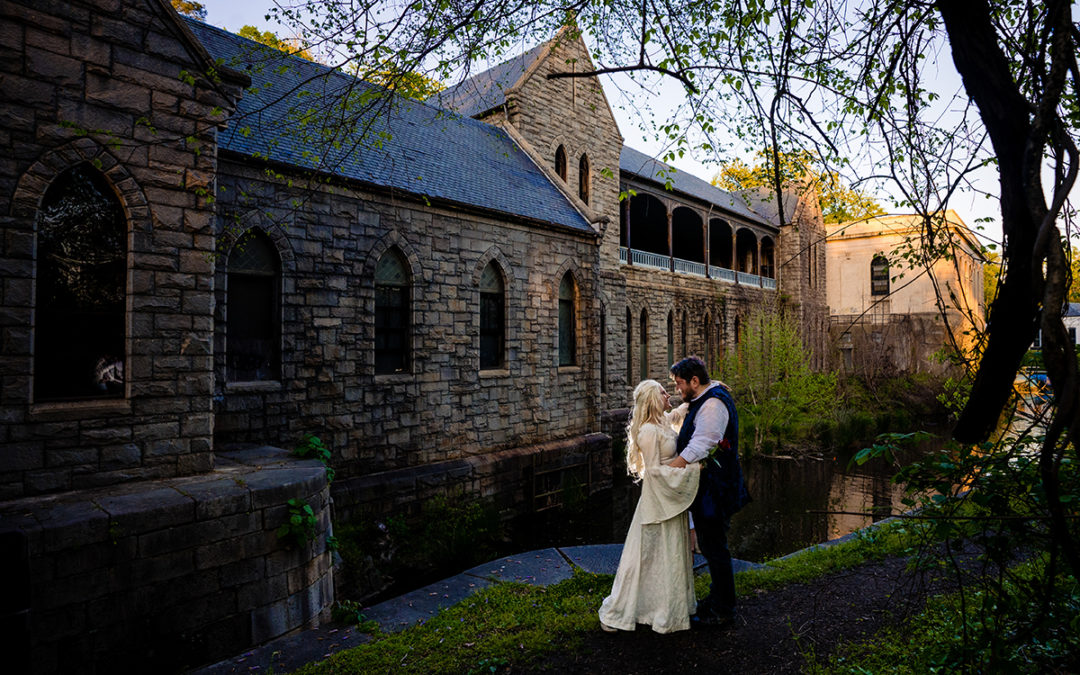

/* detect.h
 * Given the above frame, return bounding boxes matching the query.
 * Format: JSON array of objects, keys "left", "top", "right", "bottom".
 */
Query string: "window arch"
[
  {"left": 227, "top": 229, "right": 281, "bottom": 381},
  {"left": 600, "top": 304, "right": 608, "bottom": 392},
  {"left": 639, "top": 309, "right": 648, "bottom": 381},
  {"left": 375, "top": 248, "right": 410, "bottom": 374},
  {"left": 479, "top": 260, "right": 505, "bottom": 369},
  {"left": 626, "top": 307, "right": 633, "bottom": 385},
  {"left": 871, "top": 254, "right": 890, "bottom": 296},
  {"left": 681, "top": 311, "right": 688, "bottom": 357},
  {"left": 35, "top": 163, "right": 127, "bottom": 401},
  {"left": 666, "top": 311, "right": 674, "bottom": 367},
  {"left": 704, "top": 313, "right": 712, "bottom": 367},
  {"left": 558, "top": 272, "right": 577, "bottom": 366},
  {"left": 578, "top": 153, "right": 590, "bottom": 204},
  {"left": 555, "top": 145, "right": 567, "bottom": 181}
]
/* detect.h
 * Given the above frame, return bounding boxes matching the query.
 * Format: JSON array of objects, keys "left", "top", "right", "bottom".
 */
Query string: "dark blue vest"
[{"left": 678, "top": 384, "right": 751, "bottom": 520}]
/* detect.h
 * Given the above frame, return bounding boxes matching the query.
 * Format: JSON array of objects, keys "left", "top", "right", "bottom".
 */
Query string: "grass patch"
[
  {"left": 295, "top": 518, "right": 932, "bottom": 674},
  {"left": 292, "top": 569, "right": 610, "bottom": 674}
]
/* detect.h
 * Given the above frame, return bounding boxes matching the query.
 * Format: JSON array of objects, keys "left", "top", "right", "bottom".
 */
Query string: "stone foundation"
[{"left": 0, "top": 447, "right": 332, "bottom": 674}]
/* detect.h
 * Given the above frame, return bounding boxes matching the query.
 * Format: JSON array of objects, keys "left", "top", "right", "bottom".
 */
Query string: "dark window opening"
[
  {"left": 681, "top": 311, "right": 688, "bottom": 357},
  {"left": 555, "top": 145, "right": 567, "bottom": 181},
  {"left": 760, "top": 237, "right": 776, "bottom": 279},
  {"left": 578, "top": 153, "right": 590, "bottom": 204},
  {"left": 376, "top": 249, "right": 410, "bottom": 374},
  {"left": 227, "top": 230, "right": 281, "bottom": 381},
  {"left": 735, "top": 228, "right": 758, "bottom": 274},
  {"left": 627, "top": 193, "right": 669, "bottom": 256},
  {"left": 871, "top": 255, "right": 890, "bottom": 296},
  {"left": 639, "top": 309, "right": 648, "bottom": 380},
  {"left": 34, "top": 164, "right": 126, "bottom": 402},
  {"left": 480, "top": 261, "right": 505, "bottom": 369},
  {"left": 626, "top": 307, "right": 633, "bottom": 385},
  {"left": 666, "top": 311, "right": 674, "bottom": 367},
  {"left": 558, "top": 273, "right": 576, "bottom": 366},
  {"left": 710, "top": 219, "right": 734, "bottom": 269},
  {"left": 600, "top": 308, "right": 607, "bottom": 392},
  {"left": 672, "top": 207, "right": 704, "bottom": 263}
]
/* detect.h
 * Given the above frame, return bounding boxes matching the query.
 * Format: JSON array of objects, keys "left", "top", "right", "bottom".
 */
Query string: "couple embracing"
[{"left": 598, "top": 356, "right": 751, "bottom": 634}]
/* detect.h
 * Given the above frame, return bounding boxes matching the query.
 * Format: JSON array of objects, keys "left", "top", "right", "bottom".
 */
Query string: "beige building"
[{"left": 825, "top": 211, "right": 986, "bottom": 374}]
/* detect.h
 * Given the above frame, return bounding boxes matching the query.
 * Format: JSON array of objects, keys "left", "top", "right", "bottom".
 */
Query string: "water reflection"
[{"left": 729, "top": 451, "right": 920, "bottom": 563}]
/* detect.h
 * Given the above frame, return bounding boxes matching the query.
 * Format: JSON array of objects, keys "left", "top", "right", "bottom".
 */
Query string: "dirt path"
[{"left": 525, "top": 555, "right": 956, "bottom": 674}]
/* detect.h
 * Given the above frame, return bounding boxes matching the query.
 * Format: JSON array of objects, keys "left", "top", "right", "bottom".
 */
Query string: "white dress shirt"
[{"left": 678, "top": 381, "right": 730, "bottom": 464}]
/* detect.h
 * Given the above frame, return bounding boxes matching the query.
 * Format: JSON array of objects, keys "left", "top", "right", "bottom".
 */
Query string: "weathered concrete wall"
[
  {"left": 0, "top": 448, "right": 332, "bottom": 674},
  {"left": 0, "top": 0, "right": 244, "bottom": 498},
  {"left": 830, "top": 311, "right": 966, "bottom": 376}
]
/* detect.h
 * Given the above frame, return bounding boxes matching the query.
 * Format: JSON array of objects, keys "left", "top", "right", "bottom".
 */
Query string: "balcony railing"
[
  {"left": 619, "top": 248, "right": 775, "bottom": 290},
  {"left": 673, "top": 258, "right": 707, "bottom": 277},
  {"left": 709, "top": 266, "right": 736, "bottom": 283}
]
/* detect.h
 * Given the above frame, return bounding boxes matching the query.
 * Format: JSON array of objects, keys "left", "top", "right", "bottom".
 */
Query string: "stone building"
[
  {"left": 825, "top": 211, "right": 986, "bottom": 375},
  {"left": 0, "top": 1, "right": 827, "bottom": 670}
]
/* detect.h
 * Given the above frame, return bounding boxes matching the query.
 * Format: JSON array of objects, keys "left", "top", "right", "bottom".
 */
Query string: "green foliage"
[
  {"left": 330, "top": 599, "right": 380, "bottom": 633},
  {"left": 237, "top": 25, "right": 317, "bottom": 61},
  {"left": 293, "top": 433, "right": 335, "bottom": 482},
  {"left": 721, "top": 307, "right": 837, "bottom": 454},
  {"left": 276, "top": 498, "right": 319, "bottom": 548},
  {"left": 713, "top": 149, "right": 884, "bottom": 224},
  {"left": 170, "top": 0, "right": 206, "bottom": 19}
]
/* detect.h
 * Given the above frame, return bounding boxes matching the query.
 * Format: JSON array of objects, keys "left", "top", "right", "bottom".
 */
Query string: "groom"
[{"left": 667, "top": 356, "right": 750, "bottom": 628}]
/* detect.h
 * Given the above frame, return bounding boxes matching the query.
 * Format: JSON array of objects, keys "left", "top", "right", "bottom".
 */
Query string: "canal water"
[{"left": 521, "top": 440, "right": 941, "bottom": 564}]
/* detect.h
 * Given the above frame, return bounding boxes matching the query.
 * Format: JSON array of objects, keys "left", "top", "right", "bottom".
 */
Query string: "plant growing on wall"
[{"left": 277, "top": 498, "right": 319, "bottom": 549}]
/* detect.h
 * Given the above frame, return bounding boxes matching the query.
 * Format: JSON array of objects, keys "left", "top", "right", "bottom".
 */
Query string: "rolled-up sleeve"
[{"left": 679, "top": 398, "right": 728, "bottom": 464}]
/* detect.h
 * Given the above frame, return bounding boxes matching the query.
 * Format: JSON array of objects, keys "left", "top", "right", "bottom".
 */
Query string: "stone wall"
[
  {"left": 212, "top": 159, "right": 603, "bottom": 480},
  {"left": 0, "top": 0, "right": 246, "bottom": 498},
  {"left": 831, "top": 311, "right": 965, "bottom": 377},
  {"left": 0, "top": 447, "right": 332, "bottom": 673}
]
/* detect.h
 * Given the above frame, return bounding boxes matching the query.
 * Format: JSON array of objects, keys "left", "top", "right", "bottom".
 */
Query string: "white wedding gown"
[{"left": 598, "top": 422, "right": 701, "bottom": 633}]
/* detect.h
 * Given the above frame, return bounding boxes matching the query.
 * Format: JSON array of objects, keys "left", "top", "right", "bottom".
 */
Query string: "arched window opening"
[
  {"left": 626, "top": 307, "right": 633, "bottom": 386},
  {"left": 760, "top": 236, "right": 776, "bottom": 279},
  {"left": 734, "top": 315, "right": 742, "bottom": 345},
  {"left": 555, "top": 145, "right": 567, "bottom": 181},
  {"left": 639, "top": 309, "right": 648, "bottom": 381},
  {"left": 704, "top": 313, "right": 712, "bottom": 367},
  {"left": 735, "top": 228, "right": 758, "bottom": 274},
  {"left": 578, "top": 153, "right": 590, "bottom": 204},
  {"left": 627, "top": 193, "right": 668, "bottom": 256},
  {"left": 710, "top": 219, "right": 734, "bottom": 269},
  {"left": 666, "top": 311, "right": 674, "bottom": 367},
  {"left": 479, "top": 261, "right": 505, "bottom": 369},
  {"left": 600, "top": 306, "right": 608, "bottom": 392},
  {"left": 672, "top": 207, "right": 704, "bottom": 263},
  {"left": 681, "top": 311, "right": 688, "bottom": 357},
  {"left": 375, "top": 248, "right": 410, "bottom": 374},
  {"left": 558, "top": 272, "right": 577, "bottom": 366},
  {"left": 35, "top": 163, "right": 126, "bottom": 401},
  {"left": 227, "top": 230, "right": 281, "bottom": 381},
  {"left": 871, "top": 255, "right": 889, "bottom": 296}
]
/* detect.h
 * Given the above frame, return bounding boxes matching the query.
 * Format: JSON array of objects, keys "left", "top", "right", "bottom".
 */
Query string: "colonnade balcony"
[{"left": 618, "top": 246, "right": 777, "bottom": 290}]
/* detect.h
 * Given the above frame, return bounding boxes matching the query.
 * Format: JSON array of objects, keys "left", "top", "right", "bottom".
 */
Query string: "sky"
[{"left": 189, "top": 0, "right": 1062, "bottom": 249}]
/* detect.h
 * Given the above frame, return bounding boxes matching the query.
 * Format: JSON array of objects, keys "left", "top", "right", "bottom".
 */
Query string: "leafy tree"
[
  {"left": 1070, "top": 246, "right": 1080, "bottom": 304},
  {"left": 348, "top": 65, "right": 444, "bottom": 101},
  {"left": 236, "top": 25, "right": 316, "bottom": 62},
  {"left": 983, "top": 249, "right": 1002, "bottom": 309},
  {"left": 170, "top": 0, "right": 206, "bottom": 19},
  {"left": 713, "top": 149, "right": 884, "bottom": 224}
]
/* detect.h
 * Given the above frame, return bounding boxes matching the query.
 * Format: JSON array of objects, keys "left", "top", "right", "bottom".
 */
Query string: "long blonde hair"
[{"left": 624, "top": 379, "right": 668, "bottom": 479}]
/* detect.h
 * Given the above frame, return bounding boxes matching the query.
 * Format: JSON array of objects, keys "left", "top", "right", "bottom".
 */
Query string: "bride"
[{"left": 598, "top": 379, "right": 701, "bottom": 633}]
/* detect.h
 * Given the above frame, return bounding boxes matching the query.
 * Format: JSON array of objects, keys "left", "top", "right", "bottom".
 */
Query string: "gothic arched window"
[
  {"left": 666, "top": 311, "right": 674, "bottom": 367},
  {"left": 375, "top": 248, "right": 410, "bottom": 374},
  {"left": 639, "top": 309, "right": 648, "bottom": 380},
  {"left": 479, "top": 260, "right": 505, "bottom": 369},
  {"left": 578, "top": 153, "right": 590, "bottom": 204},
  {"left": 558, "top": 272, "right": 577, "bottom": 366},
  {"left": 35, "top": 164, "right": 126, "bottom": 401},
  {"left": 555, "top": 145, "right": 567, "bottom": 181},
  {"left": 871, "top": 254, "right": 890, "bottom": 296},
  {"left": 227, "top": 230, "right": 280, "bottom": 382}
]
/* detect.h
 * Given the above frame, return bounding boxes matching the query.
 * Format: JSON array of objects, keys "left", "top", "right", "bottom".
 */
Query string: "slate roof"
[
  {"left": 619, "top": 146, "right": 776, "bottom": 228},
  {"left": 426, "top": 40, "right": 551, "bottom": 117},
  {"left": 183, "top": 19, "right": 592, "bottom": 234}
]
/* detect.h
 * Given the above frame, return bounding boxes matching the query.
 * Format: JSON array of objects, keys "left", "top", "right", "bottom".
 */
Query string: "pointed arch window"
[
  {"left": 227, "top": 230, "right": 281, "bottom": 381},
  {"left": 871, "top": 255, "right": 890, "bottom": 296},
  {"left": 479, "top": 261, "right": 505, "bottom": 369},
  {"left": 375, "top": 249, "right": 410, "bottom": 374},
  {"left": 34, "top": 164, "right": 127, "bottom": 401},
  {"left": 626, "top": 307, "right": 633, "bottom": 385},
  {"left": 559, "top": 272, "right": 577, "bottom": 366},
  {"left": 666, "top": 311, "right": 674, "bottom": 367},
  {"left": 578, "top": 153, "right": 590, "bottom": 204},
  {"left": 681, "top": 311, "right": 688, "bottom": 357},
  {"left": 555, "top": 145, "right": 567, "bottom": 181},
  {"left": 639, "top": 309, "right": 648, "bottom": 380}
]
